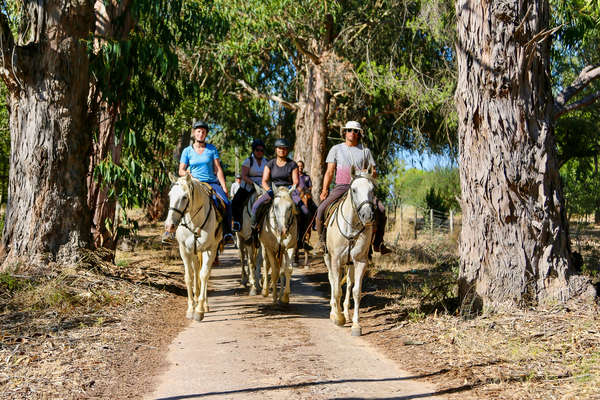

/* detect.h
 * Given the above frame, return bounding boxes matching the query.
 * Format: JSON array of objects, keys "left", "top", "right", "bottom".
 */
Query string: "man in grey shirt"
[{"left": 314, "top": 121, "right": 390, "bottom": 255}]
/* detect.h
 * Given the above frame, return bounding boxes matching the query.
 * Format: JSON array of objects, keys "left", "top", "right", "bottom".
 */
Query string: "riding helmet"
[
  {"left": 192, "top": 120, "right": 209, "bottom": 130},
  {"left": 251, "top": 138, "right": 266, "bottom": 151},
  {"left": 274, "top": 138, "right": 290, "bottom": 148}
]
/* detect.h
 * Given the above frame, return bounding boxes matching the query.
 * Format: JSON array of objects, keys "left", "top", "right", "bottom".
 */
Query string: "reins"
[
  {"left": 171, "top": 180, "right": 215, "bottom": 252},
  {"left": 333, "top": 175, "right": 375, "bottom": 265}
]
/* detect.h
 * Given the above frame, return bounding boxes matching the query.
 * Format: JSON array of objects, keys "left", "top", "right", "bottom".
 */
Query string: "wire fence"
[{"left": 385, "top": 203, "right": 461, "bottom": 244}]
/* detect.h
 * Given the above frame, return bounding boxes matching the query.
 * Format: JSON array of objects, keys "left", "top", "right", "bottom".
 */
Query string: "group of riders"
[{"left": 170, "top": 119, "right": 391, "bottom": 256}]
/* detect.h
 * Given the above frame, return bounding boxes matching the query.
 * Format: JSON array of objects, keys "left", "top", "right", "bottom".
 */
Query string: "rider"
[
  {"left": 313, "top": 121, "right": 391, "bottom": 255},
  {"left": 231, "top": 139, "right": 268, "bottom": 232},
  {"left": 250, "top": 138, "right": 299, "bottom": 237},
  {"left": 179, "top": 120, "right": 233, "bottom": 243},
  {"left": 296, "top": 160, "right": 317, "bottom": 250}
]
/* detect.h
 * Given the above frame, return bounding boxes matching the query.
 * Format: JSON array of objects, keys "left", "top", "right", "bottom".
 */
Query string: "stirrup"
[{"left": 232, "top": 221, "right": 241, "bottom": 232}]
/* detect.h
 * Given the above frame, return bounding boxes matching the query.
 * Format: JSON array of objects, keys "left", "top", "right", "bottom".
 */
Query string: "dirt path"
[{"left": 146, "top": 248, "right": 443, "bottom": 400}]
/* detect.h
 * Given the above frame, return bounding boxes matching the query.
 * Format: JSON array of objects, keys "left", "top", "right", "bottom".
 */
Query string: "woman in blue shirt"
[{"left": 179, "top": 120, "right": 233, "bottom": 240}]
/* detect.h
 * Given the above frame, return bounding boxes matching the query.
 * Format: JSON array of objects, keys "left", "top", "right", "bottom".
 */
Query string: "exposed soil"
[{"left": 2, "top": 217, "right": 599, "bottom": 399}]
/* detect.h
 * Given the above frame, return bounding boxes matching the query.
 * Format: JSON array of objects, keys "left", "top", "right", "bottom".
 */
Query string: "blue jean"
[{"left": 208, "top": 182, "right": 232, "bottom": 234}]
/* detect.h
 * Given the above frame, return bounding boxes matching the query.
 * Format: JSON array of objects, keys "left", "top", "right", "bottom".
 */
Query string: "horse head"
[
  {"left": 272, "top": 186, "right": 296, "bottom": 236},
  {"left": 349, "top": 169, "right": 376, "bottom": 225},
  {"left": 164, "top": 174, "right": 193, "bottom": 233}
]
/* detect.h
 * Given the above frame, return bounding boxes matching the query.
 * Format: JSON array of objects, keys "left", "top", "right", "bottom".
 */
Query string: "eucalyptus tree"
[
  {"left": 87, "top": 0, "right": 225, "bottom": 250},
  {"left": 213, "top": 0, "right": 457, "bottom": 198},
  {"left": 0, "top": 1, "right": 96, "bottom": 266},
  {"left": 455, "top": 0, "right": 598, "bottom": 308}
]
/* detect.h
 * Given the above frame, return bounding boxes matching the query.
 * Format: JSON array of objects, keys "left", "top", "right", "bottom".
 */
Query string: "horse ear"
[
  {"left": 288, "top": 184, "right": 297, "bottom": 195},
  {"left": 350, "top": 165, "right": 356, "bottom": 178},
  {"left": 169, "top": 173, "right": 178, "bottom": 183},
  {"left": 369, "top": 165, "right": 374, "bottom": 176},
  {"left": 184, "top": 173, "right": 192, "bottom": 184},
  {"left": 253, "top": 182, "right": 265, "bottom": 194}
]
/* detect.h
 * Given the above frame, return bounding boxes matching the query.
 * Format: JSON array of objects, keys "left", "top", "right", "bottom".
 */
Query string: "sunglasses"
[
  {"left": 254, "top": 148, "right": 265, "bottom": 152},
  {"left": 346, "top": 129, "right": 361, "bottom": 133}
]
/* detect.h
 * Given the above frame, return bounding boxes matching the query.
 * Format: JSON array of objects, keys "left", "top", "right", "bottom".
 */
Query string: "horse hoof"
[
  {"left": 351, "top": 327, "right": 362, "bottom": 336},
  {"left": 330, "top": 312, "right": 345, "bottom": 326},
  {"left": 280, "top": 296, "right": 289, "bottom": 304},
  {"left": 249, "top": 287, "right": 257, "bottom": 296},
  {"left": 186, "top": 311, "right": 194, "bottom": 319},
  {"left": 193, "top": 312, "right": 204, "bottom": 321},
  {"left": 261, "top": 290, "right": 269, "bottom": 297}
]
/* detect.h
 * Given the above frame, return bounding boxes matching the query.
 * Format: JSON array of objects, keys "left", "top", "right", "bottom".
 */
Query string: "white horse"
[
  {"left": 324, "top": 170, "right": 376, "bottom": 336},
  {"left": 164, "top": 174, "right": 222, "bottom": 321},
  {"left": 235, "top": 189, "right": 263, "bottom": 295},
  {"left": 259, "top": 185, "right": 297, "bottom": 304}
]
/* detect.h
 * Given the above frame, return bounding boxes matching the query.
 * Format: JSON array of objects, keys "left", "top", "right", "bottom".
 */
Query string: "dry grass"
[
  {"left": 0, "top": 218, "right": 187, "bottom": 399},
  {"left": 338, "top": 226, "right": 600, "bottom": 399}
]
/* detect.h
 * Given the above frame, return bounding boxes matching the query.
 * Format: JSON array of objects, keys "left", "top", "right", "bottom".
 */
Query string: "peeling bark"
[
  {"left": 1, "top": 1, "right": 95, "bottom": 267},
  {"left": 455, "top": 0, "right": 595, "bottom": 309},
  {"left": 294, "top": 57, "right": 329, "bottom": 200}
]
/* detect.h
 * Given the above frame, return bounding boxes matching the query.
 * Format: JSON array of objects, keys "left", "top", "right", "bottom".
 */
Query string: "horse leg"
[
  {"left": 270, "top": 251, "right": 280, "bottom": 304},
  {"left": 239, "top": 237, "right": 248, "bottom": 286},
  {"left": 329, "top": 255, "right": 345, "bottom": 326},
  {"left": 280, "top": 248, "right": 294, "bottom": 304},
  {"left": 261, "top": 245, "right": 272, "bottom": 297},
  {"left": 194, "top": 250, "right": 215, "bottom": 321},
  {"left": 351, "top": 260, "right": 368, "bottom": 336},
  {"left": 247, "top": 245, "right": 258, "bottom": 296},
  {"left": 180, "top": 246, "right": 195, "bottom": 319},
  {"left": 343, "top": 264, "right": 354, "bottom": 323}
]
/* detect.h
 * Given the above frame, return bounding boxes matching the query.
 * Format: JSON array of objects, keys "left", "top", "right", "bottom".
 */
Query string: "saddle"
[
  {"left": 197, "top": 182, "right": 225, "bottom": 222},
  {"left": 324, "top": 193, "right": 347, "bottom": 228}
]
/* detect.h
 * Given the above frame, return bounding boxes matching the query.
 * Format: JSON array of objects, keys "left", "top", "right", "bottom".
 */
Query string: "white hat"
[{"left": 341, "top": 120, "right": 363, "bottom": 137}]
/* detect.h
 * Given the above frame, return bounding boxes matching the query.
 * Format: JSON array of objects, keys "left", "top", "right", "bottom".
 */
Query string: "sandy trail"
[{"left": 147, "top": 247, "right": 444, "bottom": 400}]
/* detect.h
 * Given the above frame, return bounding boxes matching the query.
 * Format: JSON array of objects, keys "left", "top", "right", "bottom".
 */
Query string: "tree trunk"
[
  {"left": 87, "top": 101, "right": 123, "bottom": 249},
  {"left": 455, "top": 0, "right": 595, "bottom": 309},
  {"left": 294, "top": 60, "right": 329, "bottom": 200},
  {"left": 86, "top": 0, "right": 133, "bottom": 251},
  {"left": 0, "top": 2, "right": 95, "bottom": 267}
]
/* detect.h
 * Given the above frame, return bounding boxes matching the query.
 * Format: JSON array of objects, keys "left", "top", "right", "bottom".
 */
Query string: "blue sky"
[{"left": 397, "top": 149, "right": 457, "bottom": 170}]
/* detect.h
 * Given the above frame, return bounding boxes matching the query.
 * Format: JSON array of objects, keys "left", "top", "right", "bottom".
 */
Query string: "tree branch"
[
  {"left": 289, "top": 35, "right": 320, "bottom": 65},
  {"left": 236, "top": 79, "right": 299, "bottom": 111},
  {"left": 554, "top": 64, "right": 600, "bottom": 117},
  {"left": 554, "top": 90, "right": 600, "bottom": 120}
]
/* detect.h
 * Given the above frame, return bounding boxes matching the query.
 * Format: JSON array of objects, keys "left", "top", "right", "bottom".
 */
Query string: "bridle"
[
  {"left": 336, "top": 175, "right": 376, "bottom": 241},
  {"left": 268, "top": 190, "right": 295, "bottom": 236},
  {"left": 169, "top": 181, "right": 213, "bottom": 238}
]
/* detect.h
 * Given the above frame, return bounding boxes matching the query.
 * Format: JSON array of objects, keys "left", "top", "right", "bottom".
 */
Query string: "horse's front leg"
[
  {"left": 343, "top": 264, "right": 355, "bottom": 323},
  {"left": 329, "top": 253, "right": 345, "bottom": 326},
  {"left": 270, "top": 251, "right": 281, "bottom": 304},
  {"left": 261, "top": 245, "right": 272, "bottom": 297},
  {"left": 280, "top": 247, "right": 294, "bottom": 304},
  {"left": 194, "top": 249, "right": 216, "bottom": 321},
  {"left": 239, "top": 237, "right": 248, "bottom": 287},
  {"left": 247, "top": 244, "right": 259, "bottom": 295},
  {"left": 351, "top": 260, "right": 368, "bottom": 336},
  {"left": 180, "top": 246, "right": 195, "bottom": 319}
]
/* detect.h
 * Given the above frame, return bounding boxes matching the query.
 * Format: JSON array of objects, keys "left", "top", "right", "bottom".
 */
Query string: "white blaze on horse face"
[
  {"left": 351, "top": 177, "right": 375, "bottom": 224},
  {"left": 273, "top": 191, "right": 293, "bottom": 236},
  {"left": 165, "top": 183, "right": 187, "bottom": 232}
]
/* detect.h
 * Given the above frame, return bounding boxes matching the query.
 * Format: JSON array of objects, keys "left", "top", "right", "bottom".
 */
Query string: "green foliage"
[
  {"left": 384, "top": 159, "right": 460, "bottom": 211},
  {"left": 561, "top": 157, "right": 600, "bottom": 217},
  {"left": 424, "top": 187, "right": 447, "bottom": 214}
]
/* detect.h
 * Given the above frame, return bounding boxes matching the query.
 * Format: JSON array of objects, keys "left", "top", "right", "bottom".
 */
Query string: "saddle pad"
[
  {"left": 196, "top": 182, "right": 225, "bottom": 222},
  {"left": 324, "top": 193, "right": 347, "bottom": 227}
]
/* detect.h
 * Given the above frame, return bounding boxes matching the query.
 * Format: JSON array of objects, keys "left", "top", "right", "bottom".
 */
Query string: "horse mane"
[{"left": 352, "top": 170, "right": 376, "bottom": 184}]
